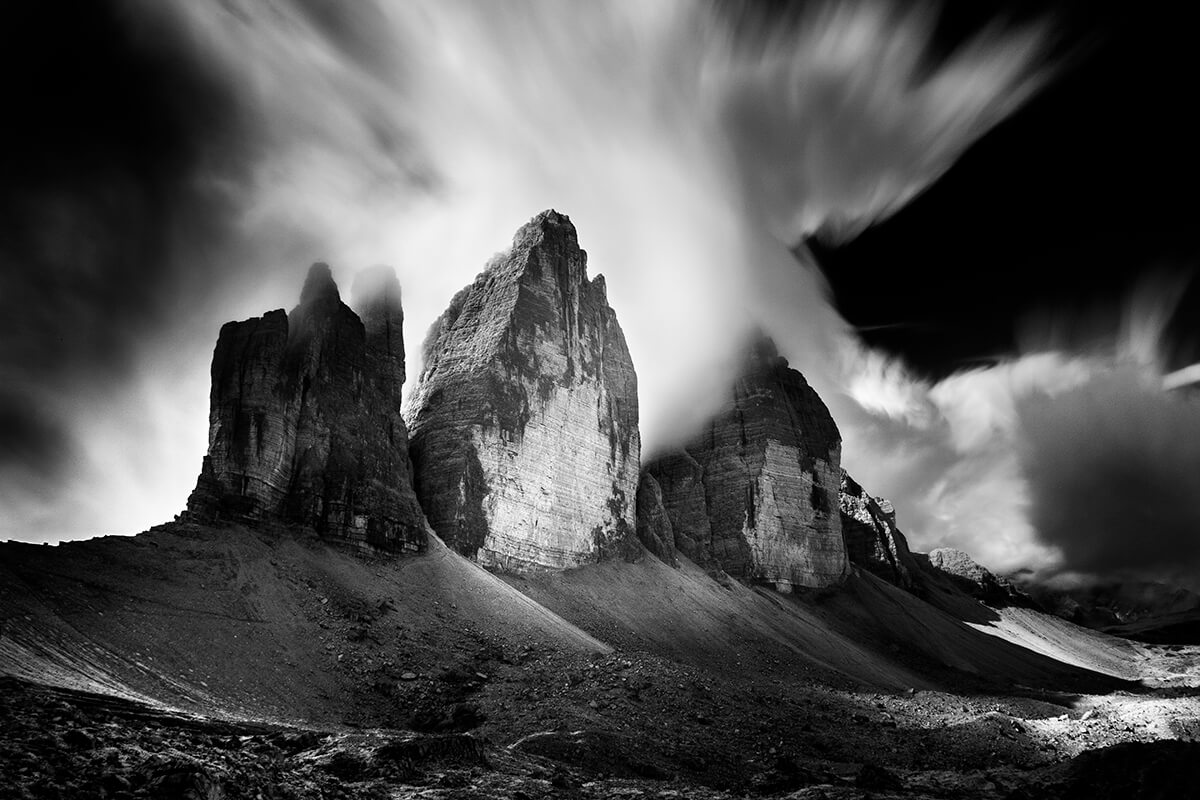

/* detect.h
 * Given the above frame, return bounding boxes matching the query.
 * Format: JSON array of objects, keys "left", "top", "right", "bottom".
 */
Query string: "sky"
[{"left": 1, "top": 0, "right": 1197, "bottom": 589}]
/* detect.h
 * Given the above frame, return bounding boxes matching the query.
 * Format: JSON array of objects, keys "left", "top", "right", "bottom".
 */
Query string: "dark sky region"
[
  {"left": 0, "top": 2, "right": 243, "bottom": 474},
  {"left": 807, "top": 0, "right": 1200, "bottom": 377},
  {"left": 2, "top": 0, "right": 1198, "bottom": 589}
]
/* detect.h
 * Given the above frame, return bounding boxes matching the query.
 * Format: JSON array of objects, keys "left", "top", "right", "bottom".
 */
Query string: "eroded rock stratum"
[
  {"left": 186, "top": 263, "right": 426, "bottom": 552},
  {"left": 405, "top": 210, "right": 640, "bottom": 571}
]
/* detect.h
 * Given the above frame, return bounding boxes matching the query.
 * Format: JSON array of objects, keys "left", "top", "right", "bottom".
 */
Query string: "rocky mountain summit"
[
  {"left": 922, "top": 547, "right": 1033, "bottom": 607},
  {"left": 405, "top": 210, "right": 640, "bottom": 572},
  {"left": 185, "top": 263, "right": 426, "bottom": 552},
  {"left": 641, "top": 335, "right": 849, "bottom": 591}
]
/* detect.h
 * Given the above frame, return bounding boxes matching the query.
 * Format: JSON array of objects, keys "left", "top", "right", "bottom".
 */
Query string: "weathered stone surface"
[
  {"left": 405, "top": 210, "right": 640, "bottom": 571},
  {"left": 644, "top": 335, "right": 849, "bottom": 591},
  {"left": 839, "top": 471, "right": 918, "bottom": 589},
  {"left": 186, "top": 309, "right": 292, "bottom": 520},
  {"left": 185, "top": 263, "right": 426, "bottom": 552}
]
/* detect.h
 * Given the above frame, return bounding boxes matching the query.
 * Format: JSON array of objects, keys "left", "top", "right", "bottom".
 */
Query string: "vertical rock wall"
[
  {"left": 642, "top": 336, "right": 849, "bottom": 591},
  {"left": 405, "top": 210, "right": 640, "bottom": 571},
  {"left": 186, "top": 263, "right": 426, "bottom": 552}
]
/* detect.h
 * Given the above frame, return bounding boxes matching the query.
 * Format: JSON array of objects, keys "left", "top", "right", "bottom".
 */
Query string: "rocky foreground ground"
[
  {"left": 5, "top": 644, "right": 1200, "bottom": 800},
  {"left": 6, "top": 522, "right": 1200, "bottom": 798}
]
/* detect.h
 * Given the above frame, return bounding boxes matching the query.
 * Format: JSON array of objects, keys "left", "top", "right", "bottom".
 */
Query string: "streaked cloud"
[{"left": 2, "top": 1, "right": 1048, "bottom": 542}]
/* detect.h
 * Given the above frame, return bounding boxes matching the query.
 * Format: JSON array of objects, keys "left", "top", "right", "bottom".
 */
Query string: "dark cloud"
[
  {"left": 0, "top": 391, "right": 71, "bottom": 479},
  {"left": 1017, "top": 372, "right": 1200, "bottom": 583},
  {"left": 0, "top": 1, "right": 243, "bottom": 476}
]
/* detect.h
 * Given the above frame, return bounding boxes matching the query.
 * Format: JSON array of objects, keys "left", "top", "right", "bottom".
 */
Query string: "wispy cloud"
[{"left": 2, "top": 1, "right": 1048, "bottom": 542}]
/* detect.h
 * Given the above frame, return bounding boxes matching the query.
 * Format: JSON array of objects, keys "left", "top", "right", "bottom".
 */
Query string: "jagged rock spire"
[
  {"left": 405, "top": 210, "right": 640, "bottom": 571},
  {"left": 185, "top": 263, "right": 426, "bottom": 552}
]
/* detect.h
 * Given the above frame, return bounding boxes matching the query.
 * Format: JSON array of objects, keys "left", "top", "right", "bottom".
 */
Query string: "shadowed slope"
[
  {"left": 504, "top": 553, "right": 1146, "bottom": 694},
  {"left": 0, "top": 524, "right": 605, "bottom": 723},
  {"left": 0, "top": 519, "right": 1164, "bottom": 734}
]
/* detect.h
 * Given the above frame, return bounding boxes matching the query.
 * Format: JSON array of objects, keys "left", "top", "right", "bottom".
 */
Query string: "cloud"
[
  {"left": 837, "top": 274, "right": 1200, "bottom": 584},
  {"left": 838, "top": 347, "right": 1073, "bottom": 573},
  {"left": 0, "top": 392, "right": 70, "bottom": 480},
  {"left": 160, "top": 0, "right": 1046, "bottom": 451},
  {"left": 716, "top": 2, "right": 1044, "bottom": 244},
  {"left": 839, "top": 344, "right": 936, "bottom": 428},
  {"left": 1018, "top": 368, "right": 1200, "bottom": 585},
  {"left": 927, "top": 353, "right": 1094, "bottom": 452},
  {"left": 0, "top": 2, "right": 254, "bottom": 527},
  {"left": 1, "top": 1, "right": 1047, "bottom": 541}
]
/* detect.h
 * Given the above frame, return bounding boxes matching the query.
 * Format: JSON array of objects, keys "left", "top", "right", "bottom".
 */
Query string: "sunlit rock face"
[
  {"left": 839, "top": 472, "right": 919, "bottom": 589},
  {"left": 185, "top": 264, "right": 427, "bottom": 552},
  {"left": 643, "top": 336, "right": 849, "bottom": 591},
  {"left": 405, "top": 210, "right": 640, "bottom": 571}
]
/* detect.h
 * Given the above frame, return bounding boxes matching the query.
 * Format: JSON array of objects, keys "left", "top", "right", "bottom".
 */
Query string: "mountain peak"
[
  {"left": 512, "top": 209, "right": 580, "bottom": 253},
  {"left": 299, "top": 261, "right": 340, "bottom": 307},
  {"left": 185, "top": 263, "right": 425, "bottom": 551},
  {"left": 531, "top": 207, "right": 572, "bottom": 228},
  {"left": 406, "top": 211, "right": 640, "bottom": 571},
  {"left": 743, "top": 329, "right": 789, "bottom": 372},
  {"left": 352, "top": 265, "right": 406, "bottom": 389},
  {"left": 352, "top": 264, "right": 403, "bottom": 318},
  {"left": 642, "top": 329, "right": 846, "bottom": 591}
]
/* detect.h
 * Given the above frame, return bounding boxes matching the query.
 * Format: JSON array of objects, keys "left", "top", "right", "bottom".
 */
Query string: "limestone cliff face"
[
  {"left": 839, "top": 471, "right": 919, "bottom": 589},
  {"left": 405, "top": 210, "right": 640, "bottom": 571},
  {"left": 186, "top": 264, "right": 426, "bottom": 552},
  {"left": 643, "top": 336, "right": 849, "bottom": 591}
]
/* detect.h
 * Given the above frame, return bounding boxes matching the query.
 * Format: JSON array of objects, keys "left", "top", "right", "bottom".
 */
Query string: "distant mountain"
[{"left": 1013, "top": 575, "right": 1200, "bottom": 644}]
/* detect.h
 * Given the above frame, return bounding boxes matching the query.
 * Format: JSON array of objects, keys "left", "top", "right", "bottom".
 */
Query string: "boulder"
[
  {"left": 405, "top": 210, "right": 640, "bottom": 571},
  {"left": 185, "top": 263, "right": 426, "bottom": 552},
  {"left": 644, "top": 335, "right": 849, "bottom": 591}
]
